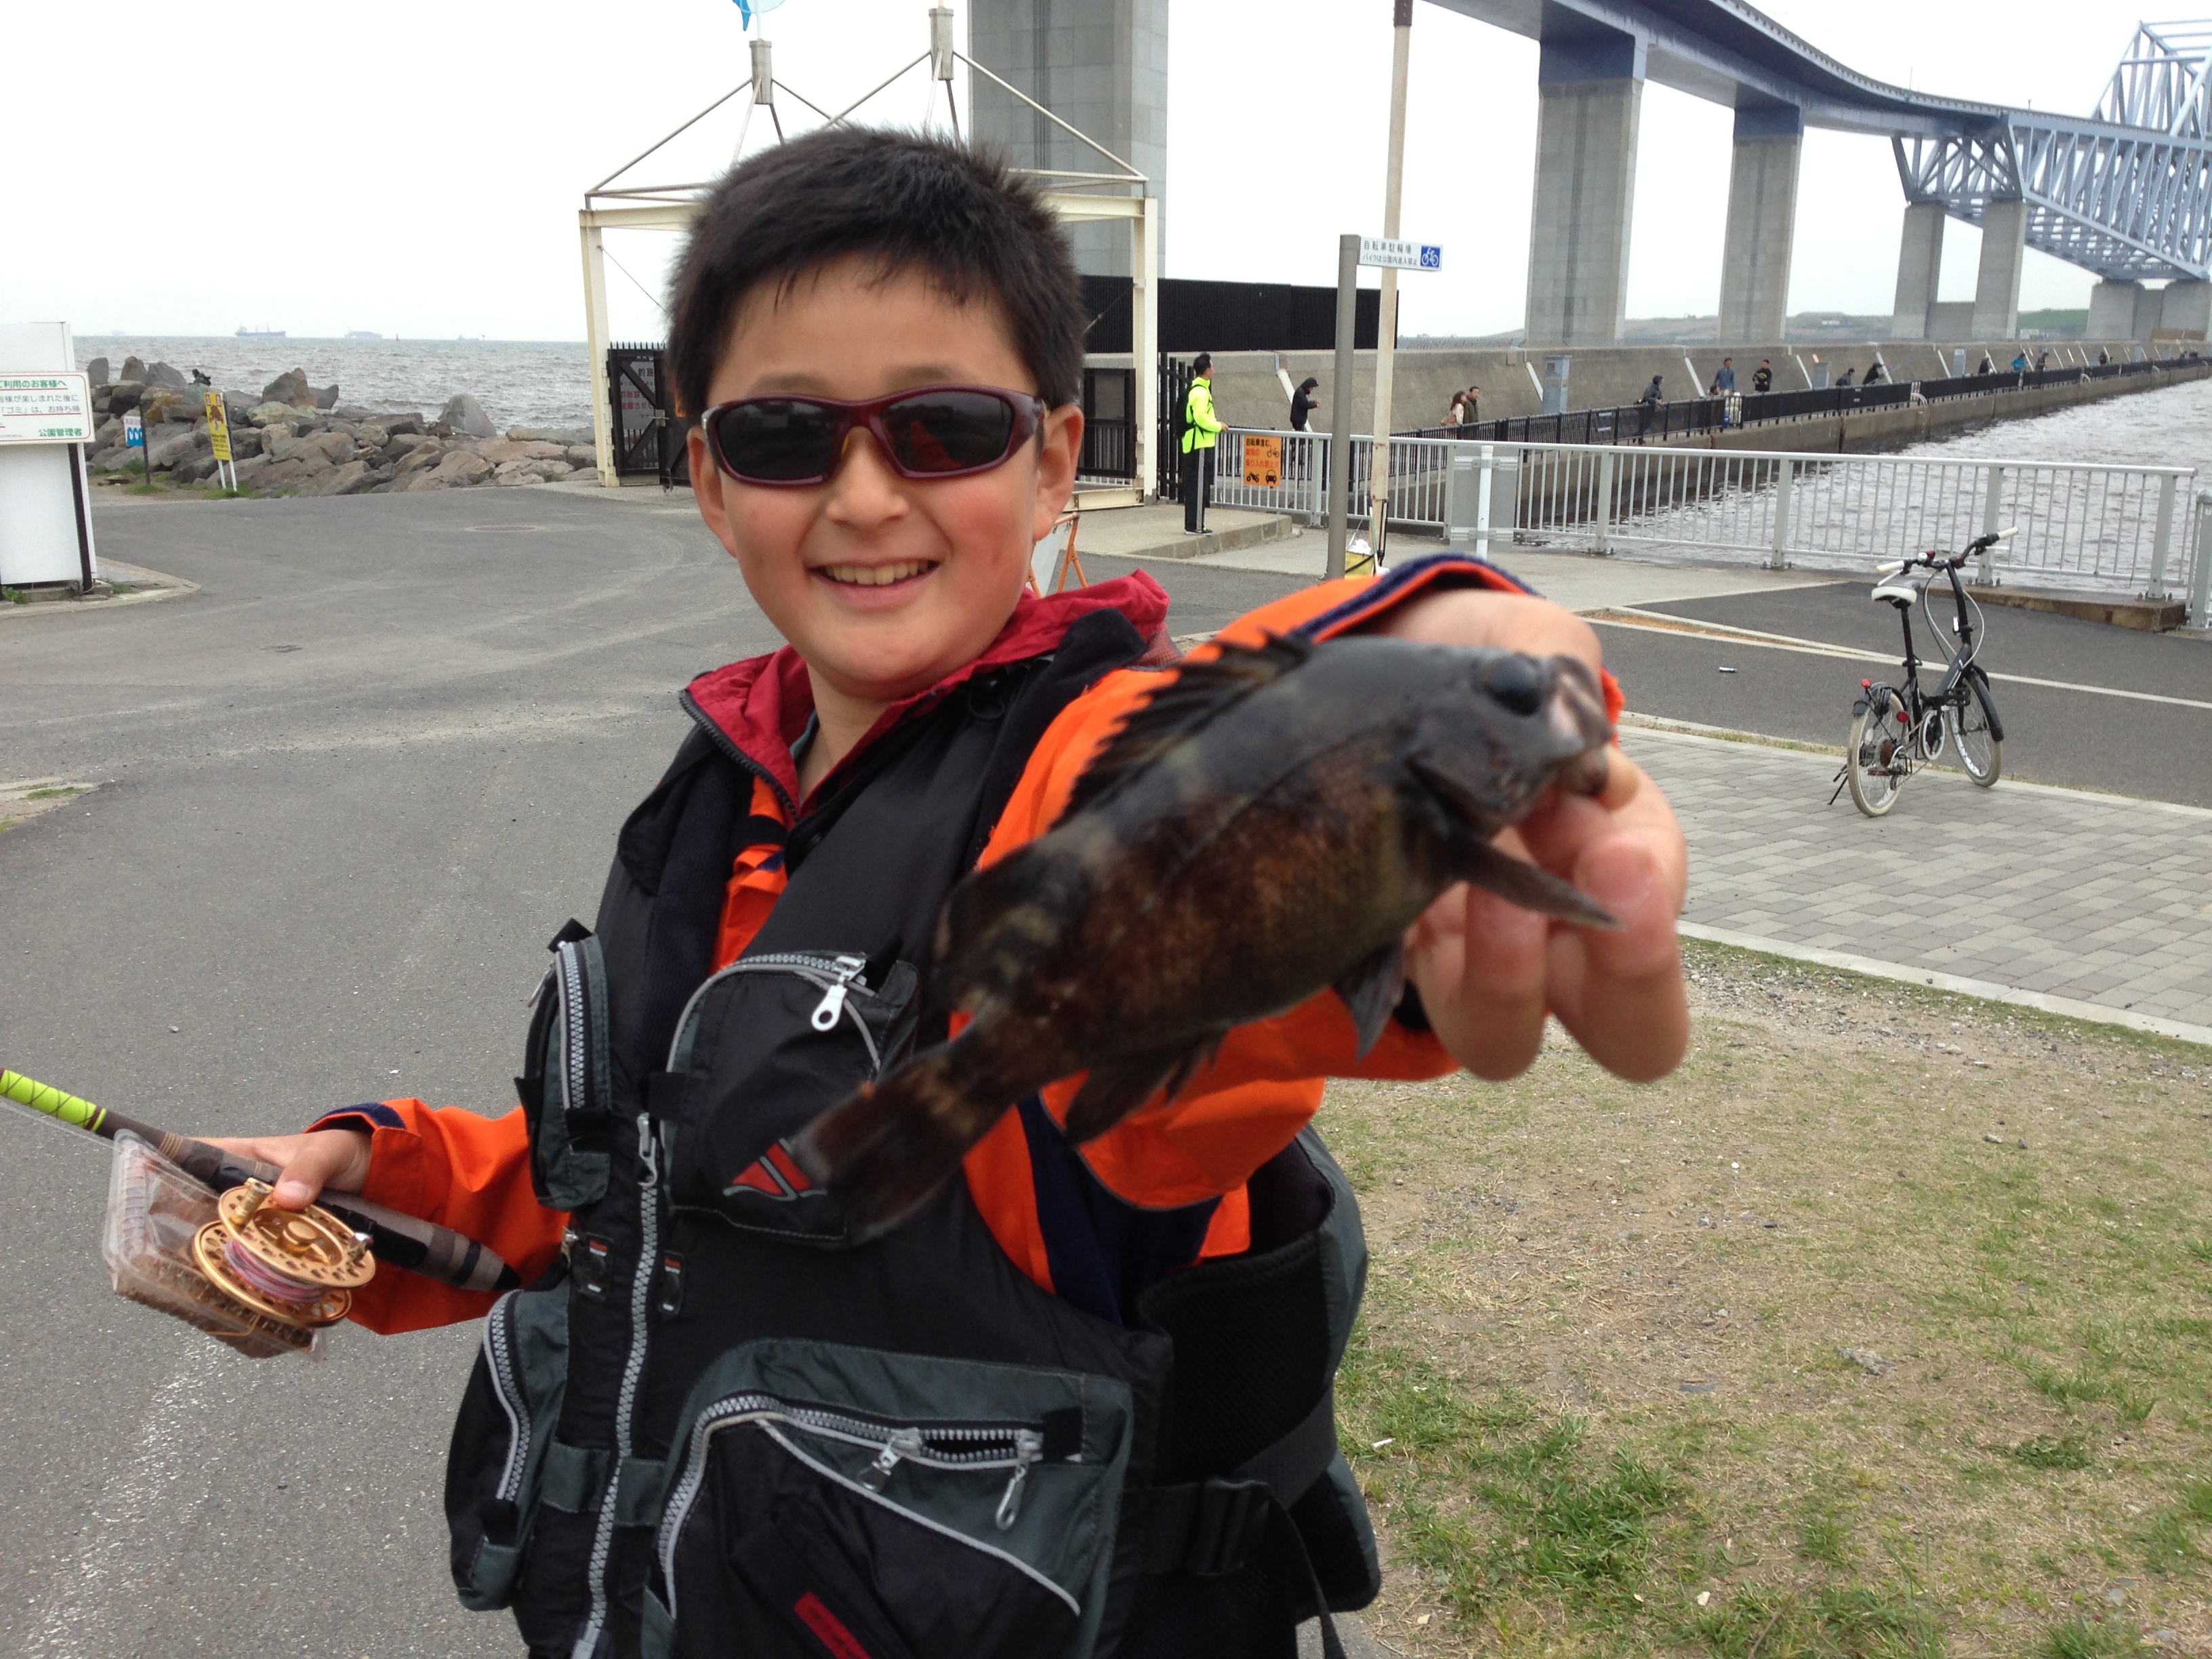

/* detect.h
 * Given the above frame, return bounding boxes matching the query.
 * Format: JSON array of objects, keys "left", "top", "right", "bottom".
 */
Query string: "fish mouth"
[{"left": 1544, "top": 655, "right": 1615, "bottom": 796}]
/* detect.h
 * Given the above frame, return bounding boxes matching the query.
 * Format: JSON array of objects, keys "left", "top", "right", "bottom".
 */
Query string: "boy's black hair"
[
  {"left": 1192, "top": 352, "right": 1212, "bottom": 374},
  {"left": 666, "top": 127, "right": 1084, "bottom": 422}
]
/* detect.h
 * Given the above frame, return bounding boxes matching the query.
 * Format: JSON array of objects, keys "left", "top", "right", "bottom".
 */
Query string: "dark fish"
[{"left": 798, "top": 632, "right": 1618, "bottom": 1234}]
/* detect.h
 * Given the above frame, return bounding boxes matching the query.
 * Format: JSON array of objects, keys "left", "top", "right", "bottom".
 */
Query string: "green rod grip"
[{"left": 0, "top": 1069, "right": 108, "bottom": 1134}]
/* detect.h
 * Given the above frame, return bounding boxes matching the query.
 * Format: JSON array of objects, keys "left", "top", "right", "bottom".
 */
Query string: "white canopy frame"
[{"left": 578, "top": 5, "right": 1156, "bottom": 501}]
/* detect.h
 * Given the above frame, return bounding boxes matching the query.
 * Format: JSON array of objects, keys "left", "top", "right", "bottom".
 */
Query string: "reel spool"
[{"left": 190, "top": 1179, "right": 374, "bottom": 1330}]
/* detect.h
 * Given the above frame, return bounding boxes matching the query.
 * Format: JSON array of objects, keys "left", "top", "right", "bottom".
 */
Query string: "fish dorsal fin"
[{"left": 1056, "top": 632, "right": 1313, "bottom": 825}]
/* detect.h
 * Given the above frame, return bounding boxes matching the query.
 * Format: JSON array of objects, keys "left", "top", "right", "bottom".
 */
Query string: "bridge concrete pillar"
[
  {"left": 1889, "top": 201, "right": 1945, "bottom": 340},
  {"left": 1717, "top": 100, "right": 1801, "bottom": 342},
  {"left": 2161, "top": 279, "right": 2211, "bottom": 342},
  {"left": 1523, "top": 22, "right": 1645, "bottom": 346},
  {"left": 970, "top": 0, "right": 1169, "bottom": 276},
  {"left": 1970, "top": 198, "right": 2027, "bottom": 340},
  {"left": 2087, "top": 280, "right": 2144, "bottom": 344}
]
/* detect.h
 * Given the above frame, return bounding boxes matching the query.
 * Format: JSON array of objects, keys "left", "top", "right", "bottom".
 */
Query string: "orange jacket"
[{"left": 316, "top": 558, "right": 1622, "bottom": 1332}]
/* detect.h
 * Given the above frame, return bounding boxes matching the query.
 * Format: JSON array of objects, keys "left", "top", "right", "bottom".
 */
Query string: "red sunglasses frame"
[{"left": 697, "top": 384, "right": 1049, "bottom": 488}]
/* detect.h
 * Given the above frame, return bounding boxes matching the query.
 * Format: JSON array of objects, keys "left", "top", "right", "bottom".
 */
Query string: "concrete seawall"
[{"left": 1177, "top": 340, "right": 2183, "bottom": 437}]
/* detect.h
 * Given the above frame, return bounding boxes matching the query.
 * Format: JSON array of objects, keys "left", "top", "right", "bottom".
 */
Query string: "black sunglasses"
[{"left": 699, "top": 384, "right": 1048, "bottom": 487}]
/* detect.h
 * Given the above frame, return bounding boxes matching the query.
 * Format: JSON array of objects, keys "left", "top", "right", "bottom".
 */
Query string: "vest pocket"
[
  {"left": 662, "top": 951, "right": 919, "bottom": 1239},
  {"left": 445, "top": 1288, "right": 569, "bottom": 1610},
  {"left": 518, "top": 930, "right": 614, "bottom": 1210},
  {"left": 651, "top": 1340, "right": 1129, "bottom": 1659}
]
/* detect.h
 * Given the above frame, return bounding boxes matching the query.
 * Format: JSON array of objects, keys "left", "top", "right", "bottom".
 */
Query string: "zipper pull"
[
  {"left": 809, "top": 956, "right": 867, "bottom": 1031},
  {"left": 995, "top": 1430, "right": 1044, "bottom": 1531},
  {"left": 525, "top": 962, "right": 556, "bottom": 1008},
  {"left": 638, "top": 1113, "right": 659, "bottom": 1187},
  {"left": 859, "top": 1428, "right": 925, "bottom": 1492}
]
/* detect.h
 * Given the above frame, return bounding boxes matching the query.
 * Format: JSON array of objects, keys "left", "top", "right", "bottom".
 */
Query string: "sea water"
[{"left": 74, "top": 335, "right": 594, "bottom": 433}]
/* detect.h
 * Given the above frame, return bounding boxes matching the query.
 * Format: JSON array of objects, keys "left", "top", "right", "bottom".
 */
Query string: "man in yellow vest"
[{"left": 1180, "top": 352, "right": 1223, "bottom": 533}]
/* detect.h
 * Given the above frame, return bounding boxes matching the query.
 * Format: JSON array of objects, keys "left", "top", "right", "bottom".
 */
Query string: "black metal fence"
[
  {"left": 1078, "top": 367, "right": 1136, "bottom": 481},
  {"left": 1156, "top": 356, "right": 1197, "bottom": 500},
  {"left": 1402, "top": 356, "right": 2195, "bottom": 446}
]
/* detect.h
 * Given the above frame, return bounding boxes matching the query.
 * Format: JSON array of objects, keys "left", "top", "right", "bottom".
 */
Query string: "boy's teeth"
[{"left": 825, "top": 560, "right": 931, "bottom": 587}]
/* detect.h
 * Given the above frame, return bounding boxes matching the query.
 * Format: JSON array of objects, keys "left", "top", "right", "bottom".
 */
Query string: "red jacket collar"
[{"left": 683, "top": 572, "right": 1171, "bottom": 812}]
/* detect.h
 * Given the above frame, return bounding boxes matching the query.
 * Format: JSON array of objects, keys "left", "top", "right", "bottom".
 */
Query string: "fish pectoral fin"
[
  {"left": 796, "top": 1046, "right": 1004, "bottom": 1240},
  {"left": 1332, "top": 941, "right": 1406, "bottom": 1059},
  {"left": 1454, "top": 837, "right": 1622, "bottom": 929},
  {"left": 1062, "top": 1038, "right": 1221, "bottom": 1145}
]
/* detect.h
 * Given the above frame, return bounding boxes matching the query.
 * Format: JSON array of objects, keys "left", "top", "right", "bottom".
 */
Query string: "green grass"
[
  {"left": 2041, "top": 1614, "right": 2139, "bottom": 1657},
  {"left": 22, "top": 787, "right": 85, "bottom": 801},
  {"left": 2008, "top": 1433, "right": 2092, "bottom": 1471},
  {"left": 1, "top": 586, "right": 26, "bottom": 604}
]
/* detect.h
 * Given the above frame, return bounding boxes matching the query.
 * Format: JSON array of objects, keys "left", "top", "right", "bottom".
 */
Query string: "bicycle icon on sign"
[{"left": 1418, "top": 245, "right": 1441, "bottom": 269}]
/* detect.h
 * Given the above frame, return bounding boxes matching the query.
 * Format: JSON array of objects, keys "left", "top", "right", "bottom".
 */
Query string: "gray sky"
[{"left": 5, "top": 0, "right": 2142, "bottom": 342}]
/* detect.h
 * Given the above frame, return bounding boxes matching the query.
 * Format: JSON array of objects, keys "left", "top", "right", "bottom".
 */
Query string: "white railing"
[{"left": 1209, "top": 428, "right": 2199, "bottom": 601}]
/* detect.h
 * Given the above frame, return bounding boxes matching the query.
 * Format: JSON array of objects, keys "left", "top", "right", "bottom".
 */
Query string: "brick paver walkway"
[{"left": 1622, "top": 726, "right": 2212, "bottom": 1036}]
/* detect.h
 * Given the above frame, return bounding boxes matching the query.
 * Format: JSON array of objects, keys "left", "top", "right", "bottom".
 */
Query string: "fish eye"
[{"left": 1481, "top": 654, "right": 1546, "bottom": 716}]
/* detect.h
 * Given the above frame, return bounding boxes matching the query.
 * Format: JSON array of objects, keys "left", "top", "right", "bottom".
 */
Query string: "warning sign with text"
[
  {"left": 1242, "top": 433, "right": 1282, "bottom": 489},
  {"left": 0, "top": 372, "right": 94, "bottom": 444}
]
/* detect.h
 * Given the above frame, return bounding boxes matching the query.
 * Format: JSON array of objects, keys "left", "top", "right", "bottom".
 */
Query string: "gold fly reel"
[{"left": 190, "top": 1179, "right": 375, "bottom": 1329}]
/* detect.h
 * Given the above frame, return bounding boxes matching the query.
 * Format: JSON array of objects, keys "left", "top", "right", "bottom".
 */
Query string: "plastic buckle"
[{"left": 1184, "top": 1477, "right": 1271, "bottom": 1578}]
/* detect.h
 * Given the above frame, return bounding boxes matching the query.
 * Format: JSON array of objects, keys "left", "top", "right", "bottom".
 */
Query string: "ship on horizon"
[
  {"left": 346, "top": 329, "right": 382, "bottom": 340},
  {"left": 235, "top": 325, "right": 285, "bottom": 340}
]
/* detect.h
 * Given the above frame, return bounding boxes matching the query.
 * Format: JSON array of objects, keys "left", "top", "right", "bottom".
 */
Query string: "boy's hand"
[
  {"left": 203, "top": 1129, "right": 371, "bottom": 1211},
  {"left": 1376, "top": 588, "right": 1689, "bottom": 1083}
]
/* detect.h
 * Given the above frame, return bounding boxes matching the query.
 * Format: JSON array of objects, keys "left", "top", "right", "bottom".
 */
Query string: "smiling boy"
[{"left": 219, "top": 130, "right": 1687, "bottom": 1658}]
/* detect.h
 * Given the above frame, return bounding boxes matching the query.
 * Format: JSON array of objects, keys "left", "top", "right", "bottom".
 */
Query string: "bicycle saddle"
[{"left": 1870, "top": 577, "right": 1921, "bottom": 607}]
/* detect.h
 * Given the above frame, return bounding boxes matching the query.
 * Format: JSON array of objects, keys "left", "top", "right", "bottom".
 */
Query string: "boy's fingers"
[
  {"left": 205, "top": 1130, "right": 370, "bottom": 1210},
  {"left": 1547, "top": 836, "right": 1689, "bottom": 1080},
  {"left": 1408, "top": 881, "right": 1551, "bottom": 1080}
]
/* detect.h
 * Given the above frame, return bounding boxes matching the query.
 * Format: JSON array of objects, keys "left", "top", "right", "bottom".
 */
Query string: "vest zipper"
[
  {"left": 665, "top": 952, "right": 878, "bottom": 1074},
  {"left": 571, "top": 1113, "right": 659, "bottom": 1659},
  {"left": 480, "top": 1291, "right": 529, "bottom": 1507},
  {"left": 657, "top": 1396, "right": 1068, "bottom": 1618}
]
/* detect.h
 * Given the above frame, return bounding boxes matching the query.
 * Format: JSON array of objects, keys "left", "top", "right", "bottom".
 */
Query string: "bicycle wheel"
[
  {"left": 1846, "top": 687, "right": 1908, "bottom": 817},
  {"left": 1950, "top": 678, "right": 2002, "bottom": 786}
]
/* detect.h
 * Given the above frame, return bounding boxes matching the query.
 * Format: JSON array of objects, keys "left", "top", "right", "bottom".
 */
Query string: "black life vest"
[{"left": 441, "top": 609, "right": 1378, "bottom": 1659}]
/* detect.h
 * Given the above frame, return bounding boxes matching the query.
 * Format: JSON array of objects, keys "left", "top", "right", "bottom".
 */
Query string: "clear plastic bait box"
[{"left": 101, "top": 1133, "right": 325, "bottom": 1360}]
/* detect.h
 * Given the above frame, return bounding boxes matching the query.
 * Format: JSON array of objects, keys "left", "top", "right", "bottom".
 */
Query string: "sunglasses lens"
[
  {"left": 712, "top": 400, "right": 843, "bottom": 483},
  {"left": 880, "top": 390, "right": 1017, "bottom": 475}
]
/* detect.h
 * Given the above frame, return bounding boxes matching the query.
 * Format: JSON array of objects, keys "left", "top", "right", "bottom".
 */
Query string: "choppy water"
[
  {"left": 73, "top": 335, "right": 593, "bottom": 434},
  {"left": 1890, "top": 371, "right": 2212, "bottom": 481}
]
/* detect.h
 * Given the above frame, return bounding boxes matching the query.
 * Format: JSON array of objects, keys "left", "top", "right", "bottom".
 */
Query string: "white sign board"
[
  {"left": 1358, "top": 238, "right": 1442, "bottom": 271},
  {"left": 0, "top": 372, "right": 95, "bottom": 445}
]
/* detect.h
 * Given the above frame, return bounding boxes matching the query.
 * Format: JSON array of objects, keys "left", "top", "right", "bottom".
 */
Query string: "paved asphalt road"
[
  {"left": 1593, "top": 579, "right": 2212, "bottom": 807},
  {"left": 0, "top": 487, "right": 1300, "bottom": 1659}
]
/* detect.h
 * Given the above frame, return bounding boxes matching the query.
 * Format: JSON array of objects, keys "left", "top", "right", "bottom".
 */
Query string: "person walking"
[
  {"left": 1464, "top": 384, "right": 1481, "bottom": 424},
  {"left": 2010, "top": 350, "right": 2029, "bottom": 374},
  {"left": 2097, "top": 348, "right": 2110, "bottom": 365},
  {"left": 1975, "top": 353, "right": 1994, "bottom": 375},
  {"left": 1181, "top": 352, "right": 1223, "bottom": 534},
  {"left": 1289, "top": 375, "right": 1318, "bottom": 432},
  {"left": 1753, "top": 359, "right": 1773, "bottom": 394},
  {"left": 1713, "top": 357, "right": 1737, "bottom": 394},
  {"left": 1835, "top": 366, "right": 1854, "bottom": 388},
  {"left": 1446, "top": 391, "right": 1466, "bottom": 428},
  {"left": 1635, "top": 373, "right": 1664, "bottom": 442}
]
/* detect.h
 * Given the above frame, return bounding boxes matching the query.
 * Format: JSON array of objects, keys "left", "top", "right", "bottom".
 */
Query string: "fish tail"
[{"left": 794, "top": 1046, "right": 1000, "bottom": 1240}]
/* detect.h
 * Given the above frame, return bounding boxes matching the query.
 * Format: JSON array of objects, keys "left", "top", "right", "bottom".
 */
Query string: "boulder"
[
  {"left": 406, "top": 450, "right": 492, "bottom": 490},
  {"left": 331, "top": 405, "right": 376, "bottom": 421},
  {"left": 480, "top": 438, "right": 567, "bottom": 465},
  {"left": 139, "top": 389, "right": 190, "bottom": 426},
  {"left": 87, "top": 357, "right": 110, "bottom": 387},
  {"left": 354, "top": 422, "right": 390, "bottom": 451},
  {"left": 104, "top": 381, "right": 144, "bottom": 414},
  {"left": 223, "top": 392, "right": 259, "bottom": 426},
  {"left": 392, "top": 439, "right": 448, "bottom": 475},
  {"left": 312, "top": 383, "right": 340, "bottom": 409},
  {"left": 144, "top": 361, "right": 189, "bottom": 389},
  {"left": 251, "top": 457, "right": 315, "bottom": 491},
  {"left": 226, "top": 426, "right": 266, "bottom": 457},
  {"left": 506, "top": 425, "right": 594, "bottom": 445},
  {"left": 247, "top": 401, "right": 293, "bottom": 428},
  {"left": 379, "top": 413, "right": 424, "bottom": 436},
  {"left": 148, "top": 427, "right": 209, "bottom": 470},
  {"left": 176, "top": 453, "right": 222, "bottom": 484},
  {"left": 306, "top": 459, "right": 373, "bottom": 497},
  {"left": 562, "top": 445, "right": 599, "bottom": 469},
  {"left": 298, "top": 431, "right": 360, "bottom": 467},
  {"left": 261, "top": 368, "right": 314, "bottom": 407},
  {"left": 230, "top": 455, "right": 270, "bottom": 488},
  {"left": 94, "top": 449, "right": 143, "bottom": 475},
  {"left": 438, "top": 393, "right": 495, "bottom": 438},
  {"left": 121, "top": 355, "right": 148, "bottom": 382},
  {"left": 94, "top": 416, "right": 124, "bottom": 449}
]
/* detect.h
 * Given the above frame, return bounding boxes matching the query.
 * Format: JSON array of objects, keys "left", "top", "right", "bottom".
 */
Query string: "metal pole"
[
  {"left": 1364, "top": 0, "right": 1413, "bottom": 555},
  {"left": 1978, "top": 462, "right": 2007, "bottom": 582},
  {"left": 1769, "top": 456, "right": 1794, "bottom": 570},
  {"left": 1132, "top": 197, "right": 1158, "bottom": 501},
  {"left": 2190, "top": 490, "right": 2212, "bottom": 630},
  {"left": 581, "top": 218, "right": 617, "bottom": 487},
  {"left": 2146, "top": 471, "right": 2177, "bottom": 598},
  {"left": 1327, "top": 233, "right": 1358, "bottom": 581}
]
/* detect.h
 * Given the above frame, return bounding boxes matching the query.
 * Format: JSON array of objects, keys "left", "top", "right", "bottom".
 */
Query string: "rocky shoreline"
[{"left": 81, "top": 356, "right": 597, "bottom": 496}]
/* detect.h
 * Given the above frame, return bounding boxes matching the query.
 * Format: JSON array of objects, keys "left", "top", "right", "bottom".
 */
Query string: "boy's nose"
[{"left": 823, "top": 428, "right": 909, "bottom": 525}]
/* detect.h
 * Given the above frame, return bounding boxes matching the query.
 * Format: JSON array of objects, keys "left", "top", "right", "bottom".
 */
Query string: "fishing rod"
[{"left": 1, "top": 1068, "right": 518, "bottom": 1296}]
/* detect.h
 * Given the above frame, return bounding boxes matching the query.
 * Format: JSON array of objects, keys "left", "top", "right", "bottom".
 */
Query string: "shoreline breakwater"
[{"left": 82, "top": 354, "right": 596, "bottom": 495}]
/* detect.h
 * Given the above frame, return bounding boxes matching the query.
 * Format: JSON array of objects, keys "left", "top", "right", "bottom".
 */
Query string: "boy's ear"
[
  {"left": 1032, "top": 403, "right": 1083, "bottom": 545},
  {"left": 689, "top": 426, "right": 741, "bottom": 559}
]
